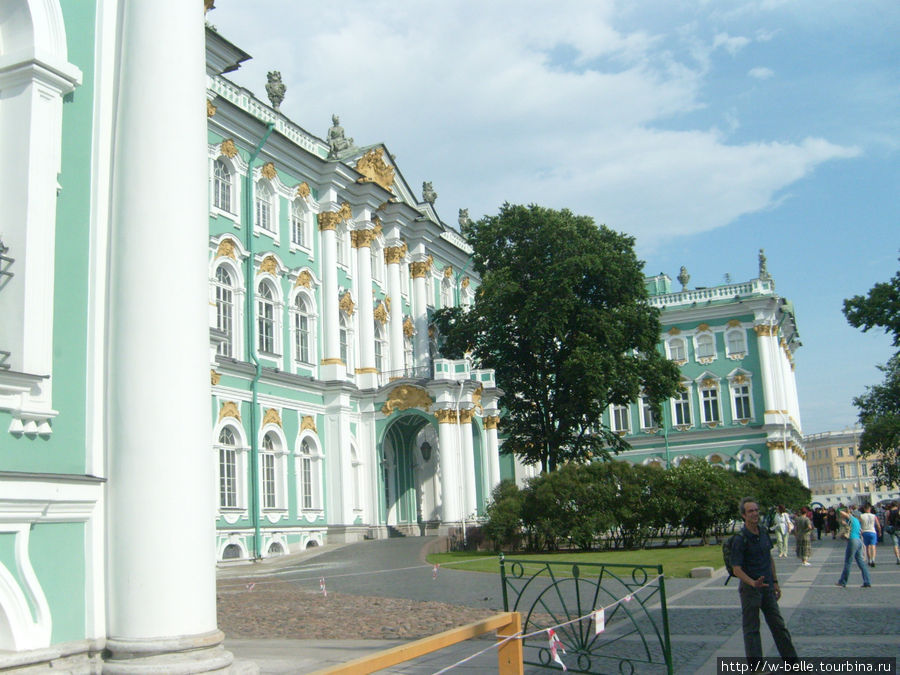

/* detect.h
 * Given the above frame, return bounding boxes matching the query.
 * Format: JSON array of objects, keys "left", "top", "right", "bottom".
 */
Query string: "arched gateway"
[{"left": 379, "top": 413, "right": 439, "bottom": 534}]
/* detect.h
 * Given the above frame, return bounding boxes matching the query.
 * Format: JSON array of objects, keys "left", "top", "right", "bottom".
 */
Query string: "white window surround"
[
  {"left": 374, "top": 322, "right": 388, "bottom": 373},
  {"left": 339, "top": 311, "right": 355, "bottom": 375},
  {"left": 207, "top": 144, "right": 247, "bottom": 224},
  {"left": 666, "top": 337, "right": 687, "bottom": 363},
  {"left": 289, "top": 198, "right": 313, "bottom": 252},
  {"left": 289, "top": 287, "right": 318, "bottom": 370},
  {"left": 640, "top": 396, "right": 658, "bottom": 430},
  {"left": 610, "top": 403, "right": 630, "bottom": 434},
  {"left": 694, "top": 332, "right": 716, "bottom": 363},
  {"left": 699, "top": 383, "right": 721, "bottom": 424},
  {"left": 296, "top": 432, "right": 324, "bottom": 516},
  {"left": 727, "top": 370, "right": 754, "bottom": 422},
  {"left": 671, "top": 385, "right": 693, "bottom": 428},
  {"left": 440, "top": 277, "right": 453, "bottom": 309},
  {"left": 725, "top": 328, "right": 748, "bottom": 359},
  {"left": 209, "top": 238, "right": 247, "bottom": 361},
  {"left": 212, "top": 419, "right": 249, "bottom": 524},
  {"left": 259, "top": 426, "right": 289, "bottom": 516},
  {"left": 0, "top": 0, "right": 82, "bottom": 437},
  {"left": 735, "top": 448, "right": 761, "bottom": 471},
  {"left": 254, "top": 179, "right": 277, "bottom": 238}
]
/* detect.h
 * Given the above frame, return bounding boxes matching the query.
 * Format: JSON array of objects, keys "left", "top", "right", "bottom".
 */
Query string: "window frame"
[
  {"left": 695, "top": 332, "right": 716, "bottom": 362},
  {"left": 699, "top": 381, "right": 721, "bottom": 424},
  {"left": 290, "top": 289, "right": 317, "bottom": 367},
  {"left": 725, "top": 328, "right": 748, "bottom": 359},
  {"left": 254, "top": 178, "right": 278, "bottom": 238},
  {"left": 667, "top": 337, "right": 686, "bottom": 362},
  {"left": 296, "top": 433, "right": 324, "bottom": 515},
  {"left": 672, "top": 386, "right": 693, "bottom": 427}
]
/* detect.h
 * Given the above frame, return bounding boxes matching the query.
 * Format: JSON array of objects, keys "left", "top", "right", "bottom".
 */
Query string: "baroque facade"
[
  {"left": 606, "top": 255, "right": 808, "bottom": 483},
  {"left": 205, "top": 28, "right": 504, "bottom": 560},
  {"left": 805, "top": 428, "right": 899, "bottom": 506}
]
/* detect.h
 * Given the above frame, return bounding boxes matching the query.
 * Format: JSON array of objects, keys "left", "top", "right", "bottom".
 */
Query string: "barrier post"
[{"left": 497, "top": 611, "right": 523, "bottom": 675}]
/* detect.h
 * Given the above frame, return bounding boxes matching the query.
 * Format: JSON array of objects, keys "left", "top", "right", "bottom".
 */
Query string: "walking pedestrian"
[
  {"left": 794, "top": 508, "right": 812, "bottom": 566},
  {"left": 859, "top": 504, "right": 880, "bottom": 567},
  {"left": 774, "top": 505, "right": 791, "bottom": 558},
  {"left": 812, "top": 507, "right": 824, "bottom": 541},
  {"left": 886, "top": 502, "right": 900, "bottom": 565},
  {"left": 835, "top": 506, "right": 872, "bottom": 588},
  {"left": 731, "top": 497, "right": 799, "bottom": 668}
]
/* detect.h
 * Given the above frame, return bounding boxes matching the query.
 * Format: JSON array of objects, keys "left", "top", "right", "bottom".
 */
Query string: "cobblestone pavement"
[{"left": 219, "top": 535, "right": 900, "bottom": 673}]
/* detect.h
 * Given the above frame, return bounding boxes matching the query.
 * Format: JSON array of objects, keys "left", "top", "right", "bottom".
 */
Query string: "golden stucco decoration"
[
  {"left": 352, "top": 229, "right": 375, "bottom": 249},
  {"left": 220, "top": 139, "right": 238, "bottom": 158},
  {"left": 259, "top": 256, "right": 278, "bottom": 276},
  {"left": 218, "top": 401, "right": 241, "bottom": 422},
  {"left": 409, "top": 261, "right": 430, "bottom": 278},
  {"left": 318, "top": 212, "right": 340, "bottom": 231},
  {"left": 263, "top": 408, "right": 282, "bottom": 428},
  {"left": 702, "top": 378, "right": 717, "bottom": 389},
  {"left": 211, "top": 369, "right": 221, "bottom": 386},
  {"left": 484, "top": 415, "right": 500, "bottom": 430},
  {"left": 207, "top": 100, "right": 217, "bottom": 117},
  {"left": 355, "top": 148, "right": 395, "bottom": 192},
  {"left": 296, "top": 182, "right": 311, "bottom": 199},
  {"left": 300, "top": 415, "right": 317, "bottom": 434},
  {"left": 293, "top": 270, "right": 311, "bottom": 288},
  {"left": 339, "top": 291, "right": 355, "bottom": 316},
  {"left": 338, "top": 202, "right": 352, "bottom": 222},
  {"left": 374, "top": 301, "right": 389, "bottom": 324},
  {"left": 667, "top": 327, "right": 681, "bottom": 336},
  {"left": 384, "top": 246, "right": 405, "bottom": 265},
  {"left": 261, "top": 162, "right": 277, "bottom": 180},
  {"left": 727, "top": 319, "right": 742, "bottom": 328},
  {"left": 216, "top": 239, "right": 236, "bottom": 259},
  {"left": 443, "top": 265, "right": 453, "bottom": 279},
  {"left": 697, "top": 323, "right": 710, "bottom": 332},
  {"left": 380, "top": 385, "right": 433, "bottom": 416},
  {"left": 472, "top": 384, "right": 483, "bottom": 414},
  {"left": 403, "top": 316, "right": 415, "bottom": 338},
  {"left": 372, "top": 217, "right": 383, "bottom": 237},
  {"left": 461, "top": 277, "right": 470, "bottom": 289},
  {"left": 434, "top": 408, "right": 458, "bottom": 424},
  {"left": 459, "top": 409, "right": 474, "bottom": 424},
  {"left": 754, "top": 324, "right": 776, "bottom": 337}
]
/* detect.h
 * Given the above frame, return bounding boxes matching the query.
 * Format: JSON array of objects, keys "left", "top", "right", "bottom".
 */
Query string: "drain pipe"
[{"left": 244, "top": 122, "right": 275, "bottom": 560}]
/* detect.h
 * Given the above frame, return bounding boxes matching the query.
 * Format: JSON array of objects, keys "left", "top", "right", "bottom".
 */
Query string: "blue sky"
[{"left": 209, "top": 1, "right": 898, "bottom": 434}]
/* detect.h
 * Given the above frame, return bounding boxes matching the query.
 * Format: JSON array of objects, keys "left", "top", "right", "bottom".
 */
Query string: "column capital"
[
  {"left": 410, "top": 260, "right": 431, "bottom": 278},
  {"left": 384, "top": 243, "right": 407, "bottom": 265},
  {"left": 435, "top": 408, "right": 458, "bottom": 424},
  {"left": 484, "top": 415, "right": 500, "bottom": 430},
  {"left": 351, "top": 228, "right": 376, "bottom": 248}
]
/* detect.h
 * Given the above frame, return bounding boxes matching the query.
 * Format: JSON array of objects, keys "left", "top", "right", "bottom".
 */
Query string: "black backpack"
[{"left": 722, "top": 532, "right": 745, "bottom": 585}]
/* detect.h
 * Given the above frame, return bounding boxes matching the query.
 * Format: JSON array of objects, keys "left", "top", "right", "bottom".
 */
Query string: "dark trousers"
[{"left": 739, "top": 583, "right": 798, "bottom": 661}]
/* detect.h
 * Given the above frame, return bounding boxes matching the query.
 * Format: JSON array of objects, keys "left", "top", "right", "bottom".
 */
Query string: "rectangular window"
[
  {"left": 262, "top": 453, "right": 276, "bottom": 509},
  {"left": 291, "top": 210, "right": 306, "bottom": 247},
  {"left": 302, "top": 457, "right": 313, "bottom": 510},
  {"left": 733, "top": 384, "right": 751, "bottom": 420},
  {"left": 219, "top": 448, "right": 236, "bottom": 508},
  {"left": 216, "top": 286, "right": 233, "bottom": 357},
  {"left": 839, "top": 465, "right": 845, "bottom": 479},
  {"left": 837, "top": 447, "right": 843, "bottom": 457},
  {"left": 612, "top": 404, "right": 630, "bottom": 433},
  {"left": 294, "top": 313, "right": 310, "bottom": 363},
  {"left": 641, "top": 397, "right": 657, "bottom": 429},
  {"left": 674, "top": 390, "right": 691, "bottom": 426},
  {"left": 861, "top": 463, "right": 868, "bottom": 477},
  {"left": 849, "top": 447, "right": 855, "bottom": 456},
  {"left": 256, "top": 196, "right": 272, "bottom": 232},
  {"left": 701, "top": 388, "right": 720, "bottom": 423},
  {"left": 258, "top": 300, "right": 274, "bottom": 353},
  {"left": 669, "top": 339, "right": 685, "bottom": 361}
]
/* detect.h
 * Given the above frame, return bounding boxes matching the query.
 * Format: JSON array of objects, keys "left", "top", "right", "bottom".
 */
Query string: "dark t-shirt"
[{"left": 731, "top": 526, "right": 775, "bottom": 587}]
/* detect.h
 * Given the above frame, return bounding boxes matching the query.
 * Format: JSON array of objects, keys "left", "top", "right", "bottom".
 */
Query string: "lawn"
[{"left": 427, "top": 544, "right": 723, "bottom": 578}]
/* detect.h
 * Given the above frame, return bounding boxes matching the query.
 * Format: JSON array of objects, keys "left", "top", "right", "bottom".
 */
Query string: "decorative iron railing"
[
  {"left": 377, "top": 365, "right": 431, "bottom": 385},
  {"left": 500, "top": 556, "right": 672, "bottom": 674}
]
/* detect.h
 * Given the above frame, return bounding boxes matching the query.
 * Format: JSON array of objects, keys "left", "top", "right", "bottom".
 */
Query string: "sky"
[{"left": 208, "top": 1, "right": 898, "bottom": 435}]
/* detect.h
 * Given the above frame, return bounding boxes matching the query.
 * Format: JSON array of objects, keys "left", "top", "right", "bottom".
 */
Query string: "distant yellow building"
[{"left": 805, "top": 427, "right": 899, "bottom": 506}]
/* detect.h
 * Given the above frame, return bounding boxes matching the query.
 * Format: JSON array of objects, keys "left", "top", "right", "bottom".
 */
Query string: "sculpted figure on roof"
[
  {"left": 327, "top": 114, "right": 355, "bottom": 159},
  {"left": 422, "top": 181, "right": 437, "bottom": 204}
]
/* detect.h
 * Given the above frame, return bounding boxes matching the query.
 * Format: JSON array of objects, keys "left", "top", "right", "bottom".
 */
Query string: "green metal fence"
[{"left": 500, "top": 556, "right": 673, "bottom": 674}]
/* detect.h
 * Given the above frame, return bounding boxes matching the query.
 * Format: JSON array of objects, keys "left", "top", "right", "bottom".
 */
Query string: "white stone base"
[{"left": 103, "top": 630, "right": 234, "bottom": 674}]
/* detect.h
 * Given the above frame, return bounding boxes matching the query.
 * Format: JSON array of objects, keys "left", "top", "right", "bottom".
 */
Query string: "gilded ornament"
[
  {"left": 753, "top": 324, "right": 775, "bottom": 337},
  {"left": 207, "top": 100, "right": 217, "bottom": 117},
  {"left": 259, "top": 256, "right": 278, "bottom": 276},
  {"left": 733, "top": 374, "right": 748, "bottom": 384},
  {"left": 434, "top": 408, "right": 458, "bottom": 424},
  {"left": 321, "top": 358, "right": 345, "bottom": 366},
  {"left": 352, "top": 228, "right": 375, "bottom": 249},
  {"left": 211, "top": 369, "right": 221, "bottom": 385},
  {"left": 355, "top": 147, "right": 395, "bottom": 192},
  {"left": 372, "top": 217, "right": 382, "bottom": 236},
  {"left": 384, "top": 246, "right": 405, "bottom": 265},
  {"left": 380, "top": 385, "right": 433, "bottom": 416},
  {"left": 318, "top": 212, "right": 340, "bottom": 231},
  {"left": 403, "top": 316, "right": 415, "bottom": 338},
  {"left": 697, "top": 323, "right": 710, "bottom": 332},
  {"left": 261, "top": 162, "right": 277, "bottom": 180},
  {"left": 443, "top": 266, "right": 453, "bottom": 279},
  {"left": 355, "top": 367, "right": 378, "bottom": 374},
  {"left": 459, "top": 408, "right": 474, "bottom": 424},
  {"left": 296, "top": 182, "right": 311, "bottom": 199},
  {"left": 374, "top": 301, "right": 388, "bottom": 324},
  {"left": 295, "top": 270, "right": 313, "bottom": 288},
  {"left": 301, "top": 415, "right": 317, "bottom": 434},
  {"left": 410, "top": 261, "right": 430, "bottom": 278},
  {"left": 216, "top": 239, "right": 237, "bottom": 259},
  {"left": 219, "top": 401, "right": 241, "bottom": 422},
  {"left": 668, "top": 327, "right": 681, "bottom": 336},
  {"left": 461, "top": 277, "right": 470, "bottom": 289},
  {"left": 339, "top": 291, "right": 355, "bottom": 316},
  {"left": 220, "top": 139, "right": 238, "bottom": 158},
  {"left": 204, "top": 0, "right": 216, "bottom": 14},
  {"left": 727, "top": 319, "right": 742, "bottom": 328},
  {"left": 338, "top": 202, "right": 352, "bottom": 222},
  {"left": 472, "top": 385, "right": 483, "bottom": 413},
  {"left": 484, "top": 415, "right": 500, "bottom": 430},
  {"left": 263, "top": 408, "right": 282, "bottom": 428}
]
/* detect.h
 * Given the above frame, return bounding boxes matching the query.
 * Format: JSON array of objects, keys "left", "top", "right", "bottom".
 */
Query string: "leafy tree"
[
  {"left": 843, "top": 260, "right": 900, "bottom": 487},
  {"left": 736, "top": 465, "right": 811, "bottom": 516},
  {"left": 434, "top": 204, "right": 680, "bottom": 472},
  {"left": 666, "top": 459, "right": 740, "bottom": 544},
  {"left": 482, "top": 480, "right": 525, "bottom": 551}
]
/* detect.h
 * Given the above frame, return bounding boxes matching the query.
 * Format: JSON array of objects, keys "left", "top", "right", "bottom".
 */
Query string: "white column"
[
  {"left": 354, "top": 229, "right": 376, "bottom": 386},
  {"left": 459, "top": 409, "right": 478, "bottom": 517},
  {"left": 485, "top": 415, "right": 501, "bottom": 491},
  {"left": 437, "top": 410, "right": 460, "bottom": 522},
  {"left": 386, "top": 244, "right": 405, "bottom": 373},
  {"left": 756, "top": 324, "right": 785, "bottom": 474},
  {"left": 106, "top": 1, "right": 230, "bottom": 671},
  {"left": 410, "top": 260, "right": 430, "bottom": 372},
  {"left": 319, "top": 213, "right": 341, "bottom": 378}
]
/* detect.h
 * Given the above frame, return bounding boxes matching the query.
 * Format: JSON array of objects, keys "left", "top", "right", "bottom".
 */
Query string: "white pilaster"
[
  {"left": 459, "top": 411, "right": 478, "bottom": 518},
  {"left": 106, "top": 1, "right": 230, "bottom": 671},
  {"left": 319, "top": 217, "right": 342, "bottom": 379},
  {"left": 437, "top": 411, "right": 461, "bottom": 522},
  {"left": 485, "top": 418, "right": 501, "bottom": 492},
  {"left": 354, "top": 229, "right": 376, "bottom": 387},
  {"left": 386, "top": 244, "right": 406, "bottom": 374},
  {"left": 410, "top": 258, "right": 430, "bottom": 372}
]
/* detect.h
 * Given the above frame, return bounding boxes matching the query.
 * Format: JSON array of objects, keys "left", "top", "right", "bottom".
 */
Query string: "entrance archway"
[{"left": 380, "top": 414, "right": 438, "bottom": 529}]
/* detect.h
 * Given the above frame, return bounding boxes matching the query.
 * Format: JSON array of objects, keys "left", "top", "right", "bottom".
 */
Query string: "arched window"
[
  {"left": 297, "top": 436, "right": 323, "bottom": 513},
  {"left": 374, "top": 321, "right": 387, "bottom": 373},
  {"left": 696, "top": 333, "right": 715, "bottom": 360},
  {"left": 336, "top": 225, "right": 348, "bottom": 267},
  {"left": 218, "top": 427, "right": 238, "bottom": 508},
  {"left": 611, "top": 404, "right": 630, "bottom": 433},
  {"left": 257, "top": 281, "right": 276, "bottom": 354},
  {"left": 213, "top": 159, "right": 233, "bottom": 213},
  {"left": 215, "top": 266, "right": 234, "bottom": 357},
  {"left": 441, "top": 277, "right": 453, "bottom": 308},
  {"left": 300, "top": 439, "right": 313, "bottom": 510},
  {"left": 222, "top": 543, "right": 242, "bottom": 560},
  {"left": 339, "top": 312, "right": 354, "bottom": 373},
  {"left": 261, "top": 432, "right": 281, "bottom": 509},
  {"left": 726, "top": 329, "right": 747, "bottom": 357},
  {"left": 292, "top": 294, "right": 313, "bottom": 364},
  {"left": 668, "top": 337, "right": 686, "bottom": 362},
  {"left": 255, "top": 180, "right": 275, "bottom": 233}
]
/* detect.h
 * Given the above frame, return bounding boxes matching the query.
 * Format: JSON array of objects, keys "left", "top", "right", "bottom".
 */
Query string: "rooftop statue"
[
  {"left": 422, "top": 181, "right": 437, "bottom": 204},
  {"left": 458, "top": 208, "right": 471, "bottom": 229},
  {"left": 327, "top": 114, "right": 355, "bottom": 159},
  {"left": 758, "top": 248, "right": 771, "bottom": 281},
  {"left": 265, "top": 71, "right": 286, "bottom": 111},
  {"left": 677, "top": 265, "right": 690, "bottom": 291}
]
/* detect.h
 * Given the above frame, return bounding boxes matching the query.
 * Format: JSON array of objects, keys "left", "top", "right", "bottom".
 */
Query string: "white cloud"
[
  {"left": 210, "top": 1, "right": 860, "bottom": 246},
  {"left": 749, "top": 67, "right": 775, "bottom": 80}
]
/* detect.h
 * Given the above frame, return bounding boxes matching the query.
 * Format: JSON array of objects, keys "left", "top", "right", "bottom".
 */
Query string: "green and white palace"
[{"left": 605, "top": 259, "right": 807, "bottom": 482}]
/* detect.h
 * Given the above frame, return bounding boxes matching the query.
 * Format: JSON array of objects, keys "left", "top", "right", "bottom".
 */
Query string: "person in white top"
[
  {"left": 774, "top": 505, "right": 792, "bottom": 558},
  {"left": 859, "top": 504, "right": 881, "bottom": 567}
]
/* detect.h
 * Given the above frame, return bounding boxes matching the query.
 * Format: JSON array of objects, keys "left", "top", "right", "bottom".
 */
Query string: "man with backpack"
[{"left": 730, "top": 497, "right": 798, "bottom": 667}]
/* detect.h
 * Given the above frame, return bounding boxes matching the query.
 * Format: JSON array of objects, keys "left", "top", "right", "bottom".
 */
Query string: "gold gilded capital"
[
  {"left": 353, "top": 229, "right": 376, "bottom": 249},
  {"left": 385, "top": 246, "right": 405, "bottom": 265},
  {"left": 754, "top": 324, "right": 775, "bottom": 337},
  {"left": 263, "top": 408, "right": 282, "bottom": 428},
  {"left": 321, "top": 358, "right": 345, "bottom": 366},
  {"left": 459, "top": 409, "right": 474, "bottom": 424},
  {"left": 318, "top": 212, "right": 340, "bottom": 231},
  {"left": 484, "top": 415, "right": 500, "bottom": 430},
  {"left": 434, "top": 408, "right": 458, "bottom": 424},
  {"left": 220, "top": 139, "right": 238, "bottom": 158},
  {"left": 410, "top": 261, "right": 430, "bottom": 278}
]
